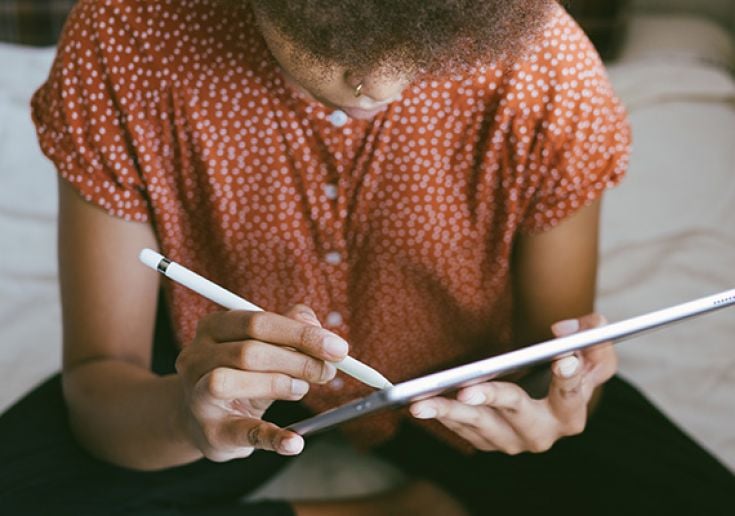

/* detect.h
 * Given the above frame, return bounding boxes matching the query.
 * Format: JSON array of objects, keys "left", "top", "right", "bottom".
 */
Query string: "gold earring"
[{"left": 354, "top": 81, "right": 363, "bottom": 98}]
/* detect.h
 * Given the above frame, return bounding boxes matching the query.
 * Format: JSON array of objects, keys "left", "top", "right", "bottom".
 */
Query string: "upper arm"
[
  {"left": 58, "top": 178, "right": 160, "bottom": 373},
  {"left": 511, "top": 198, "right": 601, "bottom": 346}
]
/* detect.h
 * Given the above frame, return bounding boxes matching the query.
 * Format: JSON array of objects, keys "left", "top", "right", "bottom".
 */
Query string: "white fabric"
[
  {"left": 0, "top": 44, "right": 61, "bottom": 414},
  {"left": 599, "top": 62, "right": 735, "bottom": 473},
  {"left": 0, "top": 15, "right": 733, "bottom": 501}
]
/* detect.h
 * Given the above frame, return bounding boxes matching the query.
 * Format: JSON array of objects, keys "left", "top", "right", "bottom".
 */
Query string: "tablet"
[{"left": 287, "top": 288, "right": 735, "bottom": 436}]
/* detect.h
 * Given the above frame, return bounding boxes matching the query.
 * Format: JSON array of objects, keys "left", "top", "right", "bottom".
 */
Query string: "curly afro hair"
[{"left": 247, "top": 0, "right": 555, "bottom": 75}]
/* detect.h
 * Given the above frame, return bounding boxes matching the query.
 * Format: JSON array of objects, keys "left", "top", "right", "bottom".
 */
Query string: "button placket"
[
  {"left": 309, "top": 107, "right": 356, "bottom": 347},
  {"left": 325, "top": 311, "right": 343, "bottom": 327},
  {"left": 321, "top": 237, "right": 350, "bottom": 347},
  {"left": 327, "top": 110, "right": 348, "bottom": 127},
  {"left": 328, "top": 377, "right": 345, "bottom": 390},
  {"left": 324, "top": 251, "right": 342, "bottom": 265},
  {"left": 323, "top": 183, "right": 338, "bottom": 200}
]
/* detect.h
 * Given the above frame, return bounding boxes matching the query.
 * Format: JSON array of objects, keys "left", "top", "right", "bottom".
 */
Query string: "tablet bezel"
[{"left": 287, "top": 288, "right": 735, "bottom": 436}]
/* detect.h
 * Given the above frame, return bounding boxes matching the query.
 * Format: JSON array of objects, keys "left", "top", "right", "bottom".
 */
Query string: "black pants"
[{"left": 1, "top": 309, "right": 733, "bottom": 515}]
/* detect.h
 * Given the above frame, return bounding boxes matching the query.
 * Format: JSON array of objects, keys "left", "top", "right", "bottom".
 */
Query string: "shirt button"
[
  {"left": 325, "top": 251, "right": 342, "bottom": 265},
  {"left": 328, "top": 110, "right": 348, "bottom": 127},
  {"left": 325, "top": 311, "right": 343, "bottom": 327},
  {"left": 329, "top": 377, "right": 344, "bottom": 390},
  {"left": 324, "top": 183, "right": 338, "bottom": 200}
]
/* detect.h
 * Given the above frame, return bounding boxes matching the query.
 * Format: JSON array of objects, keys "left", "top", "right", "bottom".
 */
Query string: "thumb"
[
  {"left": 550, "top": 313, "right": 616, "bottom": 384},
  {"left": 223, "top": 418, "right": 305, "bottom": 456}
]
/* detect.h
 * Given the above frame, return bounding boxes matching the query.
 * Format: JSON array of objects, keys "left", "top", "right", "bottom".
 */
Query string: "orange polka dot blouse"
[{"left": 32, "top": 0, "right": 631, "bottom": 449}]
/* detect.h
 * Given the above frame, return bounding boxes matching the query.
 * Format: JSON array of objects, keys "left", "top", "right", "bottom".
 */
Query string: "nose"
[
  {"left": 361, "top": 78, "right": 408, "bottom": 104},
  {"left": 347, "top": 70, "right": 411, "bottom": 106}
]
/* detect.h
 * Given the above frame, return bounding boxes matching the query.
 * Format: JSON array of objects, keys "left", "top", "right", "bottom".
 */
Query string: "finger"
[
  {"left": 178, "top": 335, "right": 336, "bottom": 387},
  {"left": 198, "top": 368, "right": 311, "bottom": 402},
  {"left": 411, "top": 398, "right": 523, "bottom": 453},
  {"left": 457, "top": 381, "right": 533, "bottom": 415},
  {"left": 411, "top": 397, "right": 510, "bottom": 431},
  {"left": 411, "top": 396, "right": 466, "bottom": 421},
  {"left": 437, "top": 416, "right": 502, "bottom": 452},
  {"left": 552, "top": 313, "right": 616, "bottom": 385},
  {"left": 551, "top": 318, "right": 580, "bottom": 337},
  {"left": 283, "top": 304, "right": 322, "bottom": 327},
  {"left": 548, "top": 355, "right": 589, "bottom": 422},
  {"left": 580, "top": 342, "right": 618, "bottom": 384},
  {"left": 219, "top": 340, "right": 336, "bottom": 384},
  {"left": 457, "top": 382, "right": 566, "bottom": 453},
  {"left": 579, "top": 313, "right": 618, "bottom": 386},
  {"left": 456, "top": 381, "right": 548, "bottom": 436},
  {"left": 198, "top": 309, "right": 348, "bottom": 362},
  {"left": 550, "top": 313, "right": 607, "bottom": 338},
  {"left": 550, "top": 313, "right": 612, "bottom": 393},
  {"left": 221, "top": 418, "right": 304, "bottom": 456},
  {"left": 577, "top": 313, "right": 608, "bottom": 331}
]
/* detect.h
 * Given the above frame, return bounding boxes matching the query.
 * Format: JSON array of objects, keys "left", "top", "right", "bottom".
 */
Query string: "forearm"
[{"left": 63, "top": 359, "right": 202, "bottom": 471}]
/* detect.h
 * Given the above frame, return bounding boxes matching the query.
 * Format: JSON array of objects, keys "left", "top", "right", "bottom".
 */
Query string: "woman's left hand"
[{"left": 409, "top": 313, "right": 618, "bottom": 454}]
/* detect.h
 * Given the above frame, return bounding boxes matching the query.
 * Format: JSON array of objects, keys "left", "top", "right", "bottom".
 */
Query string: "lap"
[
  {"left": 375, "top": 376, "right": 735, "bottom": 515},
  {"left": 2, "top": 301, "right": 732, "bottom": 515},
  {"left": 2, "top": 374, "right": 732, "bottom": 515}
]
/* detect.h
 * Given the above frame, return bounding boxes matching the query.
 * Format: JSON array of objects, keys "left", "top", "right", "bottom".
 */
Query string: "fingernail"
[
  {"left": 553, "top": 319, "right": 580, "bottom": 336},
  {"left": 558, "top": 356, "right": 580, "bottom": 378},
  {"left": 291, "top": 379, "right": 310, "bottom": 395},
  {"left": 412, "top": 406, "right": 437, "bottom": 419},
  {"left": 323, "top": 335, "right": 348, "bottom": 358},
  {"left": 462, "top": 392, "right": 486, "bottom": 406},
  {"left": 280, "top": 436, "right": 303, "bottom": 454}
]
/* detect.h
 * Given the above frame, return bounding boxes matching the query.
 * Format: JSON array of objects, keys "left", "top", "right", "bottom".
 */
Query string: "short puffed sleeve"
[
  {"left": 31, "top": 0, "right": 151, "bottom": 222},
  {"left": 512, "top": 9, "right": 631, "bottom": 234}
]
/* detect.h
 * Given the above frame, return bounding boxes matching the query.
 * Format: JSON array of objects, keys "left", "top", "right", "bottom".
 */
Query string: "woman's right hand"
[{"left": 174, "top": 304, "right": 347, "bottom": 461}]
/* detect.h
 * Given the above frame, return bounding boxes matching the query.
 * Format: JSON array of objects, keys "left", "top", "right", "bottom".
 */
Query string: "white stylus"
[{"left": 139, "top": 249, "right": 393, "bottom": 390}]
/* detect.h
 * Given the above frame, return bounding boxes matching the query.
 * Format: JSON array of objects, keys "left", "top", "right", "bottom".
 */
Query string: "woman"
[{"left": 2, "top": 0, "right": 732, "bottom": 514}]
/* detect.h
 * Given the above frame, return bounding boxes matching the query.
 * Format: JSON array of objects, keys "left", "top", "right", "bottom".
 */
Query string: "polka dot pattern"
[{"left": 31, "top": 0, "right": 631, "bottom": 449}]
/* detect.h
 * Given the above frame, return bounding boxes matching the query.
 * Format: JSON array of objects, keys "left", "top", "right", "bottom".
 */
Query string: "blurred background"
[
  {"left": 0, "top": 0, "right": 75, "bottom": 46},
  {"left": 569, "top": 0, "right": 735, "bottom": 60}
]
